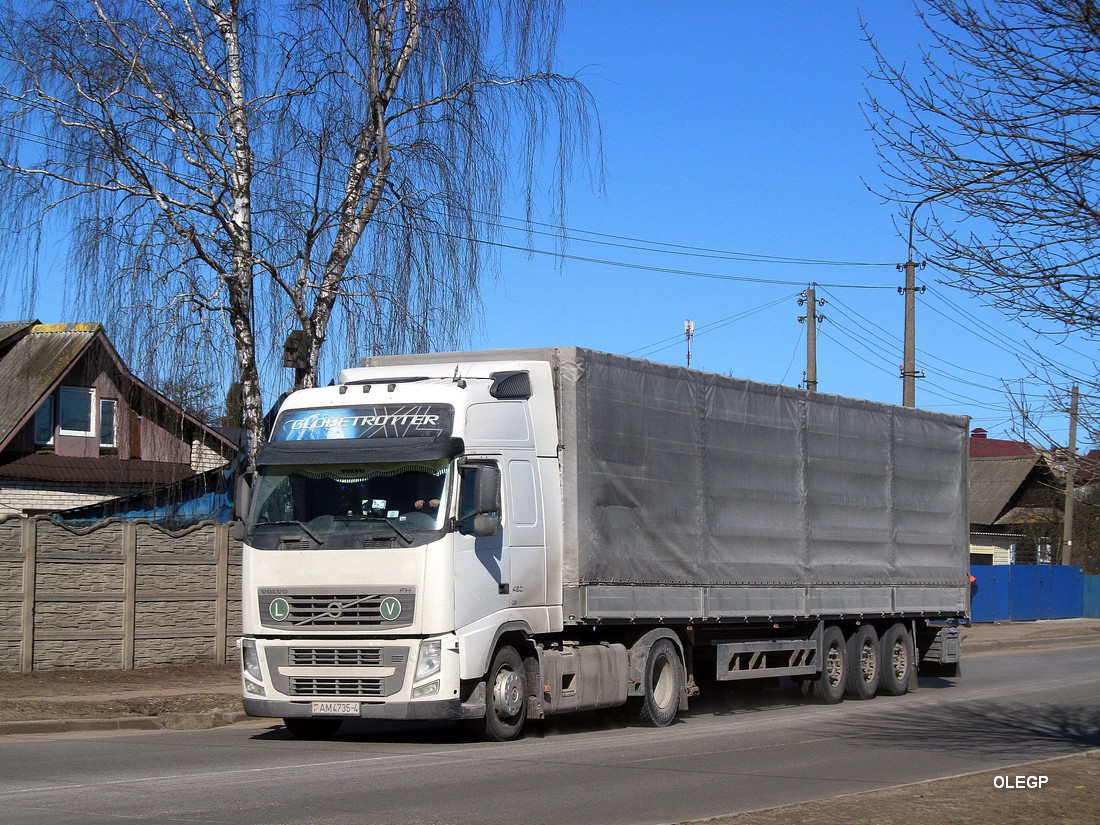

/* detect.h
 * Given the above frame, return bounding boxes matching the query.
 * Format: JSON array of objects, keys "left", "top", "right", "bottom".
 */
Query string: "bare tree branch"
[
  {"left": 865, "top": 0, "right": 1100, "bottom": 442},
  {"left": 0, "top": 0, "right": 600, "bottom": 458}
]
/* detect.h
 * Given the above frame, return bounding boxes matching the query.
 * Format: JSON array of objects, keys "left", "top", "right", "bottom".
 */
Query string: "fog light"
[
  {"left": 245, "top": 679, "right": 266, "bottom": 697},
  {"left": 412, "top": 680, "right": 440, "bottom": 698}
]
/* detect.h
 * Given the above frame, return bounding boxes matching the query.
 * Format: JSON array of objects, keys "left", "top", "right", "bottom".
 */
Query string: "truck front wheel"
[
  {"left": 637, "top": 638, "right": 683, "bottom": 727},
  {"left": 481, "top": 645, "right": 528, "bottom": 742}
]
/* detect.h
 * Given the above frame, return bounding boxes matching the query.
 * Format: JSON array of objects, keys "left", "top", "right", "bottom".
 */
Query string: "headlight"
[
  {"left": 414, "top": 639, "right": 442, "bottom": 681},
  {"left": 241, "top": 639, "right": 263, "bottom": 681}
]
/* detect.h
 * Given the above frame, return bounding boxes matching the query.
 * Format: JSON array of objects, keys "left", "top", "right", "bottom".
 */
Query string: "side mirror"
[
  {"left": 458, "top": 463, "right": 501, "bottom": 536},
  {"left": 462, "top": 512, "right": 500, "bottom": 538},
  {"left": 231, "top": 471, "right": 254, "bottom": 541},
  {"left": 234, "top": 471, "right": 254, "bottom": 521}
]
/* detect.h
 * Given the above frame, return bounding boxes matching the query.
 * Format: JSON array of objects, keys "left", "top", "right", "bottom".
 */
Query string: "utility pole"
[
  {"left": 897, "top": 259, "right": 926, "bottom": 407},
  {"left": 798, "top": 285, "right": 825, "bottom": 392},
  {"left": 685, "top": 320, "right": 694, "bottom": 368},
  {"left": 1061, "top": 384, "right": 1079, "bottom": 567}
]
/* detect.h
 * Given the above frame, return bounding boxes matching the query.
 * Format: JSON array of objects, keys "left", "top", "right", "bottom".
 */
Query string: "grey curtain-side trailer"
[{"left": 237, "top": 347, "right": 969, "bottom": 740}]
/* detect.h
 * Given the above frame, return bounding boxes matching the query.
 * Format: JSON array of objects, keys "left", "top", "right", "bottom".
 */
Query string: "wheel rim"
[
  {"left": 891, "top": 639, "right": 908, "bottom": 681},
  {"left": 651, "top": 654, "right": 676, "bottom": 710},
  {"left": 492, "top": 666, "right": 524, "bottom": 718},
  {"left": 825, "top": 643, "right": 844, "bottom": 687},
  {"left": 859, "top": 639, "right": 877, "bottom": 683}
]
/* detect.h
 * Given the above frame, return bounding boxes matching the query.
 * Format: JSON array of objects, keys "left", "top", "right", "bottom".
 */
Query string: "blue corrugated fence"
[
  {"left": 1085, "top": 576, "right": 1100, "bottom": 619},
  {"left": 970, "top": 565, "right": 1084, "bottom": 622}
]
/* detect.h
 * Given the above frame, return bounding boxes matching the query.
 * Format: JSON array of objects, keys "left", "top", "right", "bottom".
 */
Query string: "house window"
[
  {"left": 34, "top": 400, "right": 55, "bottom": 445},
  {"left": 58, "top": 387, "right": 95, "bottom": 436},
  {"left": 100, "top": 398, "right": 118, "bottom": 447}
]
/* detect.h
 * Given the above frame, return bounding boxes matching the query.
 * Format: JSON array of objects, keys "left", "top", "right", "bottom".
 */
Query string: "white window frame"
[
  {"left": 99, "top": 398, "right": 118, "bottom": 448},
  {"left": 58, "top": 386, "right": 96, "bottom": 437}
]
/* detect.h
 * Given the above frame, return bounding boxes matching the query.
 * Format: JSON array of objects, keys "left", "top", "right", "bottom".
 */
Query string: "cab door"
[{"left": 453, "top": 459, "right": 509, "bottom": 629}]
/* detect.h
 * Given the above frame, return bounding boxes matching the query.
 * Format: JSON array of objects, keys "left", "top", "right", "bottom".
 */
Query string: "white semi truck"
[{"left": 236, "top": 347, "right": 969, "bottom": 740}]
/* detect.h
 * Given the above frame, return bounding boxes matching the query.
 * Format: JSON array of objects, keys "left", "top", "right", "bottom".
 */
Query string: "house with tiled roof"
[
  {"left": 0, "top": 321, "right": 237, "bottom": 516},
  {"left": 967, "top": 428, "right": 1089, "bottom": 566}
]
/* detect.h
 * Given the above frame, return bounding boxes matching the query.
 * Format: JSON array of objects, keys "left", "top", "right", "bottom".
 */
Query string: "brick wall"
[
  {"left": 0, "top": 516, "right": 241, "bottom": 672},
  {"left": 190, "top": 439, "right": 229, "bottom": 473},
  {"left": 0, "top": 484, "right": 116, "bottom": 515}
]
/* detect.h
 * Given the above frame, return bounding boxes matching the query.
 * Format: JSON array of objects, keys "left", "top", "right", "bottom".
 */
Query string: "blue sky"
[
  {"left": 4, "top": 2, "right": 1093, "bottom": 450},
  {"left": 477, "top": 1, "right": 1095, "bottom": 451}
]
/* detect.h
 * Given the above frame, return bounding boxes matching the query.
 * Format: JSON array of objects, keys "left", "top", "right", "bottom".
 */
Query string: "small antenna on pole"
[{"left": 685, "top": 319, "right": 695, "bottom": 368}]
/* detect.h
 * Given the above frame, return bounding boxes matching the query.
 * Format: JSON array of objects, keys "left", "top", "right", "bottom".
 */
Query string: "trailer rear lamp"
[
  {"left": 411, "top": 680, "right": 440, "bottom": 699},
  {"left": 415, "top": 639, "right": 442, "bottom": 681}
]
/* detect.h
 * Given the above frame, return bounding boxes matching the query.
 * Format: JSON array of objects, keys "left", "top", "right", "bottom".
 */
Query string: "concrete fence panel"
[{"left": 0, "top": 516, "right": 241, "bottom": 672}]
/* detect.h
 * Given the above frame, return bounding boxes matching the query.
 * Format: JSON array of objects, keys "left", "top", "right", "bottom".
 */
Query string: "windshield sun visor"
[{"left": 256, "top": 436, "right": 465, "bottom": 467}]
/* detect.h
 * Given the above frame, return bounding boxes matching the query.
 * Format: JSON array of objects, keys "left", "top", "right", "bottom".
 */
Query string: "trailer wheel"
[
  {"left": 878, "top": 623, "right": 913, "bottom": 696},
  {"left": 480, "top": 645, "right": 528, "bottom": 742},
  {"left": 638, "top": 638, "right": 683, "bottom": 727},
  {"left": 846, "top": 625, "right": 880, "bottom": 700},
  {"left": 282, "top": 717, "right": 343, "bottom": 739},
  {"left": 811, "top": 625, "right": 847, "bottom": 704}
]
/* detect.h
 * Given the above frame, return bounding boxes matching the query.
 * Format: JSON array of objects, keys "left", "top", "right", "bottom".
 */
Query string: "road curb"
[
  {"left": 0, "top": 710, "right": 251, "bottom": 736},
  {"left": 963, "top": 634, "right": 1100, "bottom": 655}
]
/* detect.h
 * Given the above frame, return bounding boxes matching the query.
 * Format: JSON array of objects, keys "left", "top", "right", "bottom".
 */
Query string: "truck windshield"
[{"left": 248, "top": 459, "right": 451, "bottom": 549}]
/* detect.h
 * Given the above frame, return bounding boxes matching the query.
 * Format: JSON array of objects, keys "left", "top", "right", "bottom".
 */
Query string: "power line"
[
  {"left": 627, "top": 293, "right": 798, "bottom": 359},
  {"left": 820, "top": 288, "right": 1011, "bottom": 392},
  {"left": 0, "top": 122, "right": 898, "bottom": 292},
  {"left": 481, "top": 207, "right": 893, "bottom": 267}
]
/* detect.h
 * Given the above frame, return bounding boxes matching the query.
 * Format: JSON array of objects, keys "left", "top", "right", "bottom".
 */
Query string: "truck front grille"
[
  {"left": 265, "top": 645, "right": 411, "bottom": 699},
  {"left": 290, "top": 677, "right": 386, "bottom": 697},
  {"left": 290, "top": 648, "right": 384, "bottom": 667}
]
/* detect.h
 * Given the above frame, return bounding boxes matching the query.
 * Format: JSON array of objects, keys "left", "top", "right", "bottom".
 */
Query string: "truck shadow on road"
[
  {"left": 831, "top": 700, "right": 1100, "bottom": 759},
  {"left": 246, "top": 675, "right": 1099, "bottom": 750}
]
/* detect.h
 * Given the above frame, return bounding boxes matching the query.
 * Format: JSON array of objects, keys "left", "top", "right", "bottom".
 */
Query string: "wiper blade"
[
  {"left": 362, "top": 516, "right": 413, "bottom": 545},
  {"left": 381, "top": 517, "right": 413, "bottom": 545},
  {"left": 257, "top": 520, "right": 325, "bottom": 546}
]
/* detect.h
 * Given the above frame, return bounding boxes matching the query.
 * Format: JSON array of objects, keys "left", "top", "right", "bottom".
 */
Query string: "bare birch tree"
[
  {"left": 864, "top": 0, "right": 1100, "bottom": 438},
  {"left": 0, "top": 0, "right": 598, "bottom": 458}
]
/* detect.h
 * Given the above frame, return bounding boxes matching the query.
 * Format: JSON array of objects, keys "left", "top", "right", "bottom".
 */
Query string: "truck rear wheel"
[
  {"left": 637, "top": 638, "right": 682, "bottom": 727},
  {"left": 811, "top": 625, "right": 847, "bottom": 704},
  {"left": 480, "top": 645, "right": 528, "bottom": 742},
  {"left": 878, "top": 623, "right": 913, "bottom": 696},
  {"left": 846, "top": 624, "right": 880, "bottom": 700}
]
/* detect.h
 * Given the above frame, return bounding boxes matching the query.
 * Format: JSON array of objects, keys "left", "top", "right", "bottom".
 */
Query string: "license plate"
[{"left": 311, "top": 701, "right": 360, "bottom": 716}]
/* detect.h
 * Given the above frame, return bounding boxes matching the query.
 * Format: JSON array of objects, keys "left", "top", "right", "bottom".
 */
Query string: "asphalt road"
[{"left": 1, "top": 644, "right": 1097, "bottom": 825}]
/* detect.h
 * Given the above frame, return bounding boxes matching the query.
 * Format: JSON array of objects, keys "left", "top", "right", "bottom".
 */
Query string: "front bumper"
[
  {"left": 241, "top": 634, "right": 472, "bottom": 720},
  {"left": 244, "top": 694, "right": 484, "bottom": 721}
]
